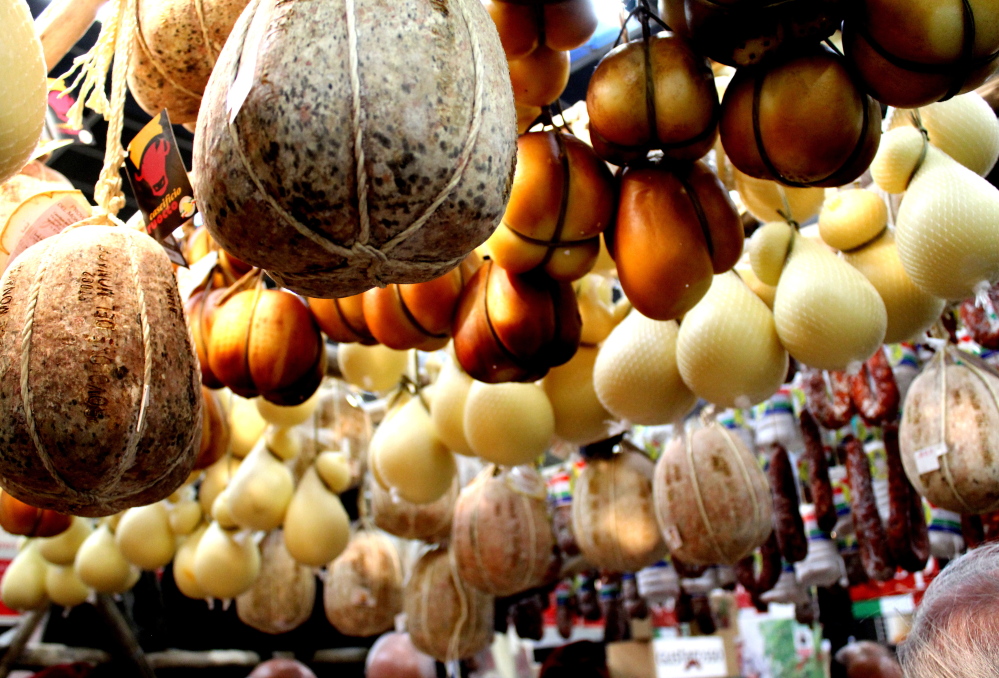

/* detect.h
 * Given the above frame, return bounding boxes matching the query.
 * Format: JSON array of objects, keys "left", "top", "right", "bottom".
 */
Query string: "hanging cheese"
[
  {"left": 1, "top": 540, "right": 48, "bottom": 611},
  {"left": 452, "top": 466, "right": 555, "bottom": 597},
  {"left": 571, "top": 449, "right": 667, "bottom": 572},
  {"left": 325, "top": 530, "right": 403, "bottom": 637},
  {"left": 888, "top": 93, "right": 999, "bottom": 177},
  {"left": 370, "top": 396, "right": 457, "bottom": 505},
  {"left": 193, "top": 0, "right": 517, "bottom": 298},
  {"left": 463, "top": 382, "right": 554, "bottom": 467},
  {"left": 128, "top": 0, "right": 251, "bottom": 124},
  {"left": 542, "top": 345, "right": 615, "bottom": 446},
  {"left": 193, "top": 521, "right": 261, "bottom": 599},
  {"left": 283, "top": 466, "right": 350, "bottom": 567},
  {"left": 899, "top": 349, "right": 999, "bottom": 514},
  {"left": 370, "top": 474, "right": 456, "bottom": 543},
  {"left": 871, "top": 126, "right": 999, "bottom": 301},
  {"left": 236, "top": 530, "right": 315, "bottom": 634},
  {"left": 653, "top": 423, "right": 773, "bottom": 565},
  {"left": 0, "top": 0, "right": 46, "bottom": 184},
  {"left": 676, "top": 271, "right": 788, "bottom": 409},
  {"left": 74, "top": 524, "right": 137, "bottom": 594},
  {"left": 405, "top": 547, "right": 494, "bottom": 662},
  {"left": 0, "top": 225, "right": 202, "bottom": 516},
  {"left": 429, "top": 358, "right": 475, "bottom": 456},
  {"left": 115, "top": 502, "right": 177, "bottom": 570},
  {"left": 819, "top": 189, "right": 945, "bottom": 344},
  {"left": 593, "top": 311, "right": 696, "bottom": 426},
  {"left": 750, "top": 222, "right": 887, "bottom": 370}
]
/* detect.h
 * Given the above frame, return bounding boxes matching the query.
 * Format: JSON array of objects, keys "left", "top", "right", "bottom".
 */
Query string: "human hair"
[{"left": 898, "top": 542, "right": 999, "bottom": 678}]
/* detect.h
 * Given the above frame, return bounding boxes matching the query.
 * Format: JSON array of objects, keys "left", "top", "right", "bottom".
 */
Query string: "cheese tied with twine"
[
  {"left": 192, "top": 0, "right": 517, "bottom": 298},
  {"left": 0, "top": 0, "right": 203, "bottom": 517}
]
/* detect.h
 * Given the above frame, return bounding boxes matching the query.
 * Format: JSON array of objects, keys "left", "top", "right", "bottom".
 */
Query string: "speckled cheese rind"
[
  {"left": 0, "top": 226, "right": 202, "bottom": 517},
  {"left": 128, "top": 0, "right": 250, "bottom": 123},
  {"left": 193, "top": 0, "right": 517, "bottom": 298},
  {"left": 236, "top": 531, "right": 316, "bottom": 634}
]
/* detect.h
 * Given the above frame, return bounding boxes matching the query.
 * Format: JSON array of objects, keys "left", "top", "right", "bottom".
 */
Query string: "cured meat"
[
  {"left": 767, "top": 444, "right": 808, "bottom": 563},
  {"left": 849, "top": 349, "right": 900, "bottom": 425},
  {"left": 884, "top": 424, "right": 929, "bottom": 572},
  {"left": 843, "top": 436, "right": 895, "bottom": 581},
  {"left": 800, "top": 411, "right": 837, "bottom": 534}
]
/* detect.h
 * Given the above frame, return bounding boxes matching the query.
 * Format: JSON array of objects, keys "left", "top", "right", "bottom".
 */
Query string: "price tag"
[
  {"left": 914, "top": 443, "right": 948, "bottom": 475},
  {"left": 663, "top": 525, "right": 683, "bottom": 551}
]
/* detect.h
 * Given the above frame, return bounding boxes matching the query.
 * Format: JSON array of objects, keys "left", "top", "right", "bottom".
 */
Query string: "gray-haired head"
[{"left": 899, "top": 542, "right": 999, "bottom": 678}]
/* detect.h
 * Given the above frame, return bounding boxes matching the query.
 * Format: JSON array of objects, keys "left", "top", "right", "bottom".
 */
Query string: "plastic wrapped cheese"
[{"left": 0, "top": 0, "right": 46, "bottom": 184}]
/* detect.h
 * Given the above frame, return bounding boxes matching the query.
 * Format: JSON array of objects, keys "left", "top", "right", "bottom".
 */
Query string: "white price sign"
[{"left": 653, "top": 636, "right": 729, "bottom": 678}]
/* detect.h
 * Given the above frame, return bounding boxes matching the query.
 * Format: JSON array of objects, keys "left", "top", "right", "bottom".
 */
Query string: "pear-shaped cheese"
[
  {"left": 338, "top": 344, "right": 409, "bottom": 393},
  {"left": 677, "top": 272, "right": 788, "bottom": 408},
  {"left": 770, "top": 232, "right": 887, "bottom": 370},
  {"left": 256, "top": 390, "right": 321, "bottom": 427},
  {"left": 593, "top": 311, "right": 695, "bottom": 426},
  {"left": 0, "top": 0, "right": 46, "bottom": 184},
  {"left": 193, "top": 522, "right": 261, "bottom": 599},
  {"left": 371, "top": 397, "right": 457, "bottom": 504},
  {"left": 818, "top": 189, "right": 888, "bottom": 252},
  {"left": 873, "top": 127, "right": 999, "bottom": 301},
  {"left": 1, "top": 540, "right": 47, "bottom": 611},
  {"left": 228, "top": 394, "right": 268, "bottom": 458},
  {"left": 283, "top": 466, "right": 350, "bottom": 567},
  {"left": 749, "top": 221, "right": 794, "bottom": 287},
  {"left": 45, "top": 565, "right": 90, "bottom": 608},
  {"left": 430, "top": 358, "right": 475, "bottom": 456},
  {"left": 732, "top": 167, "right": 825, "bottom": 225},
  {"left": 226, "top": 440, "right": 294, "bottom": 531},
  {"left": 173, "top": 523, "right": 209, "bottom": 599},
  {"left": 542, "top": 346, "right": 615, "bottom": 445},
  {"left": 844, "top": 231, "right": 945, "bottom": 344},
  {"left": 889, "top": 92, "right": 999, "bottom": 177},
  {"left": 116, "top": 502, "right": 177, "bottom": 570},
  {"left": 169, "top": 499, "right": 203, "bottom": 536},
  {"left": 37, "top": 516, "right": 92, "bottom": 566},
  {"left": 198, "top": 456, "right": 241, "bottom": 515},
  {"left": 464, "top": 382, "right": 555, "bottom": 466},
  {"left": 74, "top": 524, "right": 137, "bottom": 594}
]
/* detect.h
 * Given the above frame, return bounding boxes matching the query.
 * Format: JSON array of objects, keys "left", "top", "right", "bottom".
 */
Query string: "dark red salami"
[
  {"left": 884, "top": 423, "right": 929, "bottom": 572},
  {"left": 843, "top": 436, "right": 895, "bottom": 581},
  {"left": 767, "top": 444, "right": 808, "bottom": 563},
  {"left": 802, "top": 368, "right": 855, "bottom": 429},
  {"left": 800, "top": 410, "right": 837, "bottom": 534},
  {"left": 849, "top": 349, "right": 900, "bottom": 426}
]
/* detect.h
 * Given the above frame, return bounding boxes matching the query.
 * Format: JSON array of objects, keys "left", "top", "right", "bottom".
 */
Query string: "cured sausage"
[
  {"left": 758, "top": 531, "right": 782, "bottom": 593},
  {"left": 767, "top": 444, "right": 809, "bottom": 563},
  {"left": 960, "top": 289, "right": 999, "bottom": 350},
  {"left": 802, "top": 368, "right": 855, "bottom": 429},
  {"left": 843, "top": 436, "right": 895, "bottom": 581},
  {"left": 884, "top": 423, "right": 929, "bottom": 572},
  {"left": 800, "top": 411, "right": 837, "bottom": 534},
  {"left": 849, "top": 349, "right": 901, "bottom": 426}
]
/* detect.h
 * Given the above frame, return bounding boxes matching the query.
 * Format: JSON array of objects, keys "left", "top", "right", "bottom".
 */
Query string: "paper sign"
[
  {"left": 5, "top": 196, "right": 91, "bottom": 269},
  {"left": 124, "top": 110, "right": 192, "bottom": 267},
  {"left": 654, "top": 636, "right": 728, "bottom": 678},
  {"left": 914, "top": 443, "right": 948, "bottom": 475}
]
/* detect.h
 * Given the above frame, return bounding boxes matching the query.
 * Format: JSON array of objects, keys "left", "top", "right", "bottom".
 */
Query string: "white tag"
[
  {"left": 226, "top": 0, "right": 271, "bottom": 124},
  {"left": 653, "top": 636, "right": 728, "bottom": 678},
  {"left": 914, "top": 443, "right": 948, "bottom": 475},
  {"left": 177, "top": 250, "right": 218, "bottom": 302},
  {"left": 663, "top": 525, "right": 683, "bottom": 551}
]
